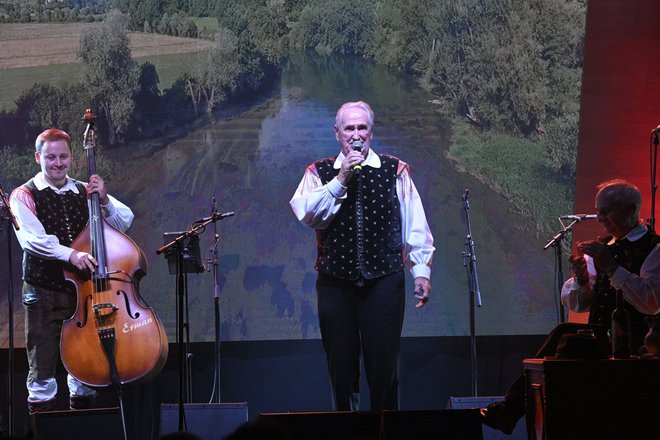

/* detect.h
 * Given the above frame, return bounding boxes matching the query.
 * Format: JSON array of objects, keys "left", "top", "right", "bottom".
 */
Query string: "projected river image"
[{"left": 93, "top": 52, "right": 560, "bottom": 342}]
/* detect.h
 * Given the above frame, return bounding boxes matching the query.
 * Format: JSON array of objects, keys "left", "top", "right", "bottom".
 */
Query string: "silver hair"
[
  {"left": 596, "top": 179, "right": 642, "bottom": 217},
  {"left": 335, "top": 101, "right": 374, "bottom": 128}
]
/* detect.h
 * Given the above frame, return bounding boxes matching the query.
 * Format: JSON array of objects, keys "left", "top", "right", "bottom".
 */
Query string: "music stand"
[
  {"left": 163, "top": 232, "right": 205, "bottom": 275},
  {"left": 157, "top": 212, "right": 234, "bottom": 432}
]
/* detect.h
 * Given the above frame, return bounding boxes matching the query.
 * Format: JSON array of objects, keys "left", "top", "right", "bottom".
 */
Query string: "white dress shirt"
[
  {"left": 290, "top": 148, "right": 434, "bottom": 280},
  {"left": 561, "top": 223, "right": 660, "bottom": 315},
  {"left": 10, "top": 172, "right": 134, "bottom": 263}
]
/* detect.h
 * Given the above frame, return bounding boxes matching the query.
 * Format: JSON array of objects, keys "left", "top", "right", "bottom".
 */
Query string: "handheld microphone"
[
  {"left": 352, "top": 140, "right": 363, "bottom": 172},
  {"left": 559, "top": 214, "right": 597, "bottom": 221}
]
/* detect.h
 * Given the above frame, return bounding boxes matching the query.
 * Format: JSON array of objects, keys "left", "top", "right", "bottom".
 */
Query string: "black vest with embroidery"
[
  {"left": 22, "top": 179, "right": 89, "bottom": 293},
  {"left": 314, "top": 154, "right": 404, "bottom": 281},
  {"left": 588, "top": 230, "right": 660, "bottom": 354}
]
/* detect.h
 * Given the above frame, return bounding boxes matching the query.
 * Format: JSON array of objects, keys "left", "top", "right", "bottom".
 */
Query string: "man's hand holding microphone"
[{"left": 337, "top": 140, "right": 364, "bottom": 186}]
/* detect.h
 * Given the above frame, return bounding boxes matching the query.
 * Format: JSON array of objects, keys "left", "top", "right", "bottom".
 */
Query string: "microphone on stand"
[
  {"left": 352, "top": 140, "right": 363, "bottom": 172},
  {"left": 0, "top": 183, "right": 20, "bottom": 231},
  {"left": 204, "top": 196, "right": 220, "bottom": 273},
  {"left": 559, "top": 214, "right": 597, "bottom": 221},
  {"left": 196, "top": 211, "right": 235, "bottom": 223}
]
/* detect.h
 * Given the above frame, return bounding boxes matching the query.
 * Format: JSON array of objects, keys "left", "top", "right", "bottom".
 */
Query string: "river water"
[{"left": 85, "top": 52, "right": 560, "bottom": 342}]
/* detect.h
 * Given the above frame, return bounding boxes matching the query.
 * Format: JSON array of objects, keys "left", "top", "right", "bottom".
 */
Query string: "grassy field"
[
  {"left": 447, "top": 118, "right": 574, "bottom": 238},
  {"left": 192, "top": 17, "right": 219, "bottom": 36},
  {"left": 0, "top": 23, "right": 213, "bottom": 110}
]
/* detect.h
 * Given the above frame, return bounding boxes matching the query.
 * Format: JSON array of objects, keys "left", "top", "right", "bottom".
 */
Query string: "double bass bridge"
[{"left": 93, "top": 302, "right": 119, "bottom": 318}]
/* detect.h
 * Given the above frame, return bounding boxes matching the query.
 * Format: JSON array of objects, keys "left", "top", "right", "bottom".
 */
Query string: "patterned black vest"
[
  {"left": 314, "top": 154, "right": 404, "bottom": 281},
  {"left": 588, "top": 230, "right": 660, "bottom": 354},
  {"left": 22, "top": 179, "right": 89, "bottom": 293}
]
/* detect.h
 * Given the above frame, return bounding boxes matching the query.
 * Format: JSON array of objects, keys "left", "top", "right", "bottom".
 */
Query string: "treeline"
[
  {"left": 0, "top": 10, "right": 277, "bottom": 184},
  {"left": 1, "top": 0, "right": 586, "bottom": 181},
  {"left": 110, "top": 0, "right": 202, "bottom": 38},
  {"left": 0, "top": 0, "right": 106, "bottom": 23},
  {"left": 0, "top": 0, "right": 201, "bottom": 38},
  {"left": 116, "top": 0, "right": 585, "bottom": 176}
]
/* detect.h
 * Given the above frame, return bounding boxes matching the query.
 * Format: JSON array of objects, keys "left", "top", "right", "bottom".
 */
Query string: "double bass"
[{"left": 61, "top": 109, "right": 168, "bottom": 389}]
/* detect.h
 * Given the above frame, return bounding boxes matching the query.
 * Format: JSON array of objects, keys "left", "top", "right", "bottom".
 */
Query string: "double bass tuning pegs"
[
  {"left": 82, "top": 108, "right": 96, "bottom": 124},
  {"left": 82, "top": 108, "right": 97, "bottom": 148}
]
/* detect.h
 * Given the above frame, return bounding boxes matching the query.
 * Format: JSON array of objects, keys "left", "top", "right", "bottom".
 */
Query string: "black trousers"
[{"left": 317, "top": 271, "right": 405, "bottom": 411}]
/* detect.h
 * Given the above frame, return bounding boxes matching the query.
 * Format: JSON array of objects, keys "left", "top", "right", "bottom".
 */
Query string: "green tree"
[
  {"left": 289, "top": 0, "right": 376, "bottom": 55},
  {"left": 14, "top": 83, "right": 64, "bottom": 143},
  {"left": 0, "top": 147, "right": 34, "bottom": 187},
  {"left": 249, "top": 2, "right": 289, "bottom": 62},
  {"left": 77, "top": 11, "right": 139, "bottom": 145},
  {"left": 366, "top": 0, "right": 441, "bottom": 73},
  {"left": 129, "top": 62, "right": 163, "bottom": 138},
  {"left": 424, "top": 0, "right": 585, "bottom": 136},
  {"left": 545, "top": 112, "right": 579, "bottom": 179},
  {"left": 183, "top": 27, "right": 242, "bottom": 115},
  {"left": 199, "top": 28, "right": 240, "bottom": 113}
]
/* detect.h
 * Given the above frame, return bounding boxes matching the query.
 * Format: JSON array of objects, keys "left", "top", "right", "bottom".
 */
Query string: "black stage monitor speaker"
[
  {"left": 262, "top": 410, "right": 483, "bottom": 440},
  {"left": 260, "top": 411, "right": 381, "bottom": 440},
  {"left": 381, "top": 409, "right": 482, "bottom": 440},
  {"left": 161, "top": 403, "right": 248, "bottom": 440},
  {"left": 32, "top": 407, "right": 123, "bottom": 440},
  {"left": 448, "top": 396, "right": 527, "bottom": 440}
]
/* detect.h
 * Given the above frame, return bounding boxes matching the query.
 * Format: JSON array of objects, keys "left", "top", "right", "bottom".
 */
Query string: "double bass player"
[{"left": 10, "top": 128, "right": 134, "bottom": 413}]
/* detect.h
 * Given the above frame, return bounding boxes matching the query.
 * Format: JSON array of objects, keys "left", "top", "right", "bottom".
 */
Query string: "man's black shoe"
[{"left": 479, "top": 401, "right": 520, "bottom": 435}]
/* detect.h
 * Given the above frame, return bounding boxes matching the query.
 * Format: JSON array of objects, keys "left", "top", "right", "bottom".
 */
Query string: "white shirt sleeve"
[
  {"left": 397, "top": 163, "right": 434, "bottom": 279},
  {"left": 610, "top": 244, "right": 660, "bottom": 315},
  {"left": 560, "top": 246, "right": 660, "bottom": 315},
  {"left": 10, "top": 186, "right": 134, "bottom": 262},
  {"left": 10, "top": 186, "right": 74, "bottom": 262},
  {"left": 561, "top": 255, "right": 597, "bottom": 313},
  {"left": 100, "top": 195, "right": 135, "bottom": 232},
  {"left": 289, "top": 164, "right": 348, "bottom": 229}
]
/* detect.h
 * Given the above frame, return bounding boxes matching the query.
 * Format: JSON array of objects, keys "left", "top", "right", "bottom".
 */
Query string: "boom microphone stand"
[
  {"left": 649, "top": 126, "right": 659, "bottom": 232},
  {"left": 0, "top": 183, "right": 19, "bottom": 438},
  {"left": 543, "top": 217, "right": 582, "bottom": 323},
  {"left": 207, "top": 197, "right": 222, "bottom": 404},
  {"left": 461, "top": 189, "right": 482, "bottom": 397}
]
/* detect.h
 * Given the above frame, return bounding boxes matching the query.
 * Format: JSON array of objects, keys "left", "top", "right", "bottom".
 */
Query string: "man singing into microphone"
[{"left": 289, "top": 101, "right": 434, "bottom": 411}]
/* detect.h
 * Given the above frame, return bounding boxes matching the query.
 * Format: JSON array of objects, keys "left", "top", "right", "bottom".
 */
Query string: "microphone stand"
[
  {"left": 156, "top": 211, "right": 233, "bottom": 432},
  {"left": 0, "top": 183, "right": 18, "bottom": 439},
  {"left": 461, "top": 189, "right": 482, "bottom": 397},
  {"left": 543, "top": 219, "right": 580, "bottom": 323},
  {"left": 649, "top": 129, "right": 659, "bottom": 232},
  {"left": 207, "top": 198, "right": 222, "bottom": 404}
]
